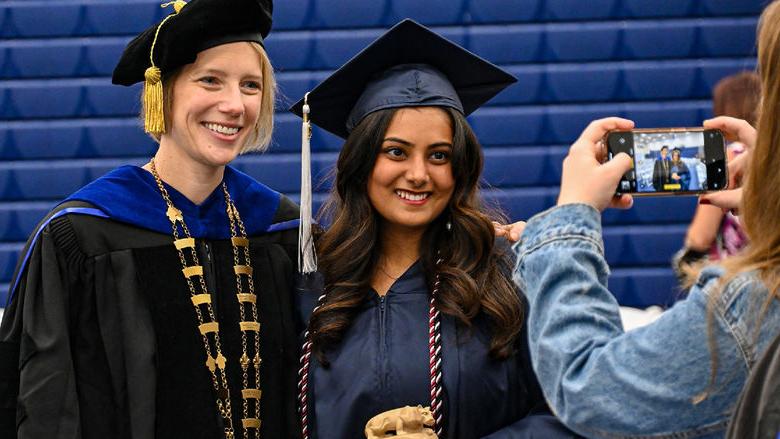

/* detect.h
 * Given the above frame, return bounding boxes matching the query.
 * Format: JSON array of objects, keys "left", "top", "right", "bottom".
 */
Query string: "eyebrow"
[
  {"left": 193, "top": 68, "right": 262, "bottom": 81},
  {"left": 382, "top": 137, "right": 453, "bottom": 148}
]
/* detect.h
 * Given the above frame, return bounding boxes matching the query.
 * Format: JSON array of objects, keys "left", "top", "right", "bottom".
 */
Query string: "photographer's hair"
[
  {"left": 142, "top": 42, "right": 276, "bottom": 153},
  {"left": 308, "top": 107, "right": 523, "bottom": 365},
  {"left": 712, "top": 71, "right": 761, "bottom": 125},
  {"left": 696, "top": 0, "right": 780, "bottom": 402}
]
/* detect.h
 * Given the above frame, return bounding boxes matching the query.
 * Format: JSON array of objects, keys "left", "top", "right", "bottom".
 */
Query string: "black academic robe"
[{"left": 0, "top": 166, "right": 302, "bottom": 439}]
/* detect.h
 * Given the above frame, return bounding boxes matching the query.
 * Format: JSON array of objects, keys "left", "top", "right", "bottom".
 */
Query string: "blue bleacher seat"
[
  {"left": 699, "top": 59, "right": 757, "bottom": 93},
  {"left": 698, "top": 18, "right": 758, "bottom": 57},
  {"left": 264, "top": 32, "right": 316, "bottom": 71},
  {"left": 603, "top": 225, "right": 687, "bottom": 267},
  {"left": 1, "top": 3, "right": 80, "bottom": 38},
  {"left": 620, "top": 0, "right": 696, "bottom": 19},
  {"left": 626, "top": 101, "right": 710, "bottom": 129},
  {"left": 542, "top": 0, "right": 617, "bottom": 21},
  {"left": 273, "top": 113, "right": 343, "bottom": 153},
  {"left": 485, "top": 187, "right": 558, "bottom": 221},
  {"left": 467, "top": 0, "right": 541, "bottom": 24},
  {"left": 699, "top": 0, "right": 766, "bottom": 17},
  {"left": 85, "top": 2, "right": 163, "bottom": 36},
  {"left": 467, "top": 25, "right": 543, "bottom": 64},
  {"left": 609, "top": 268, "right": 679, "bottom": 308},
  {"left": 236, "top": 153, "right": 337, "bottom": 193},
  {"left": 274, "top": 0, "right": 312, "bottom": 30},
  {"left": 482, "top": 146, "right": 567, "bottom": 187},
  {"left": 621, "top": 61, "right": 699, "bottom": 101},
  {"left": 489, "top": 66, "right": 543, "bottom": 105},
  {"left": 390, "top": 0, "right": 466, "bottom": 25},
  {"left": 545, "top": 23, "right": 622, "bottom": 62},
  {"left": 543, "top": 63, "right": 621, "bottom": 103},
  {"left": 0, "top": 119, "right": 155, "bottom": 160},
  {"left": 0, "top": 162, "right": 89, "bottom": 201},
  {"left": 0, "top": 243, "right": 23, "bottom": 283},
  {"left": 469, "top": 107, "right": 545, "bottom": 146},
  {"left": 0, "top": 38, "right": 128, "bottom": 79},
  {"left": 0, "top": 202, "right": 54, "bottom": 242},
  {"left": 2, "top": 80, "right": 139, "bottom": 120},
  {"left": 312, "top": 0, "right": 387, "bottom": 29},
  {"left": 603, "top": 196, "right": 698, "bottom": 225},
  {"left": 622, "top": 21, "right": 697, "bottom": 59}
]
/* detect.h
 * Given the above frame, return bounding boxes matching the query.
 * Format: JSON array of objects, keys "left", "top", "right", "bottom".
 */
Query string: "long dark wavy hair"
[{"left": 309, "top": 107, "right": 523, "bottom": 365}]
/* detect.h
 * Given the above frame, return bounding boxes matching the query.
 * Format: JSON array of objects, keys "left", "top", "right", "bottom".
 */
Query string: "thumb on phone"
[{"left": 602, "top": 152, "right": 633, "bottom": 181}]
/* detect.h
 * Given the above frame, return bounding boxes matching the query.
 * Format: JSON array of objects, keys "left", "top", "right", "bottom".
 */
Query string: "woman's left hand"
[
  {"left": 494, "top": 221, "right": 527, "bottom": 242},
  {"left": 557, "top": 117, "right": 636, "bottom": 211}
]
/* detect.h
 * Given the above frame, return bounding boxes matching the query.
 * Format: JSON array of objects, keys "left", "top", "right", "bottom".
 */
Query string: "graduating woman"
[
  {"left": 291, "top": 20, "right": 577, "bottom": 439},
  {"left": 0, "top": 1, "right": 302, "bottom": 438},
  {"left": 669, "top": 147, "right": 691, "bottom": 191}
]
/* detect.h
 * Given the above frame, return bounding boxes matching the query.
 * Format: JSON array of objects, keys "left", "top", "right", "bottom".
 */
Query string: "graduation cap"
[
  {"left": 290, "top": 19, "right": 516, "bottom": 274},
  {"left": 112, "top": 0, "right": 273, "bottom": 135},
  {"left": 289, "top": 18, "right": 516, "bottom": 139}
]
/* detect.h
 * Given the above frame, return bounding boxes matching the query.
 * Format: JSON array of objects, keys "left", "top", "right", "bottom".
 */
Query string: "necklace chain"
[
  {"left": 297, "top": 258, "right": 445, "bottom": 438},
  {"left": 150, "top": 159, "right": 262, "bottom": 439}
]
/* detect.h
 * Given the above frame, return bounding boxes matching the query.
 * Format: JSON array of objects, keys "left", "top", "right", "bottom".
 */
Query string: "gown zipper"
[{"left": 379, "top": 294, "right": 388, "bottom": 391}]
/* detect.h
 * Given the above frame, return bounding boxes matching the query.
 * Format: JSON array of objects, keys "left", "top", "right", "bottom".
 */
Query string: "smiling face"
[
  {"left": 163, "top": 42, "right": 264, "bottom": 168},
  {"left": 367, "top": 107, "right": 456, "bottom": 232}
]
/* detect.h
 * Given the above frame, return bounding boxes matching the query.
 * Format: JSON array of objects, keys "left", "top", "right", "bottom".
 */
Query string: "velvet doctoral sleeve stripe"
[{"left": 6, "top": 201, "right": 106, "bottom": 307}]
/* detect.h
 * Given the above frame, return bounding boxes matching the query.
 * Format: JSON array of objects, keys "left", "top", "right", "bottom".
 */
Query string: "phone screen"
[{"left": 607, "top": 129, "right": 727, "bottom": 195}]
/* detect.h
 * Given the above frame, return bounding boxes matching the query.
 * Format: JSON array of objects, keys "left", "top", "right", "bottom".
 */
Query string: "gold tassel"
[{"left": 143, "top": 66, "right": 165, "bottom": 135}]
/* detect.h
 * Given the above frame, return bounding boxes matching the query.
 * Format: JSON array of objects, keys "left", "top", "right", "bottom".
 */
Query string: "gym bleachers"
[{"left": 0, "top": 0, "right": 764, "bottom": 308}]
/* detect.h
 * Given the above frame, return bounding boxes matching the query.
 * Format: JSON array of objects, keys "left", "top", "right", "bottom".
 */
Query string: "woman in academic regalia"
[
  {"left": 291, "top": 20, "right": 578, "bottom": 439},
  {"left": 0, "top": 1, "right": 302, "bottom": 438}
]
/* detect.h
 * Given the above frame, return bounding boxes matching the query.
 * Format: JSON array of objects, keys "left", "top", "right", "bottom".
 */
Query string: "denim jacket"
[{"left": 513, "top": 204, "right": 780, "bottom": 439}]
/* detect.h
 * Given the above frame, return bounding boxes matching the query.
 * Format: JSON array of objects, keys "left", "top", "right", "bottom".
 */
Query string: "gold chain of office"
[{"left": 150, "top": 159, "right": 262, "bottom": 439}]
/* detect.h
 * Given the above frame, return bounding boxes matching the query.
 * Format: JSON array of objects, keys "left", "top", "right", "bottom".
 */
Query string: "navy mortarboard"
[
  {"left": 112, "top": 0, "right": 273, "bottom": 135},
  {"left": 289, "top": 18, "right": 517, "bottom": 139}
]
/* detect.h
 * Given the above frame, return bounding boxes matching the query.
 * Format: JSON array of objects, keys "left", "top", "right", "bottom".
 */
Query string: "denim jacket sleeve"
[{"left": 513, "top": 204, "right": 767, "bottom": 439}]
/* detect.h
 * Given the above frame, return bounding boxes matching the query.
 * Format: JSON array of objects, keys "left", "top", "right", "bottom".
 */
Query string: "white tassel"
[{"left": 299, "top": 93, "right": 318, "bottom": 274}]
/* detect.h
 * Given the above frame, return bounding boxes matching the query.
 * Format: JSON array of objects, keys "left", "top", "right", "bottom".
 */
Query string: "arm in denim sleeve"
[{"left": 514, "top": 204, "right": 748, "bottom": 438}]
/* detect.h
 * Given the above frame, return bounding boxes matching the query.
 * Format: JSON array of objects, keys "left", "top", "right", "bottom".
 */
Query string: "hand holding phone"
[
  {"left": 605, "top": 128, "right": 728, "bottom": 196},
  {"left": 557, "top": 117, "right": 635, "bottom": 211}
]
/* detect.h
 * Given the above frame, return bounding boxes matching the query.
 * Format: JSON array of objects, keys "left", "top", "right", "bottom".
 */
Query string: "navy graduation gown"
[
  {"left": 0, "top": 166, "right": 302, "bottom": 439},
  {"left": 298, "top": 262, "right": 580, "bottom": 439}
]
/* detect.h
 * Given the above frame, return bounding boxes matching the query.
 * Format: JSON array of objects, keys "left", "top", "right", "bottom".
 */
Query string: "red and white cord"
[
  {"left": 298, "top": 293, "right": 325, "bottom": 439},
  {"left": 429, "top": 261, "right": 444, "bottom": 436}
]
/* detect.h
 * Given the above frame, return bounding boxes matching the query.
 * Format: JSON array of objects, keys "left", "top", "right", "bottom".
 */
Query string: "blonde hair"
[
  {"left": 142, "top": 41, "right": 276, "bottom": 154},
  {"left": 695, "top": 0, "right": 780, "bottom": 403}
]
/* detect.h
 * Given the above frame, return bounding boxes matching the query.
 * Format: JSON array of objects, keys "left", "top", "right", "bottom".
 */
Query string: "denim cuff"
[{"left": 515, "top": 203, "right": 604, "bottom": 259}]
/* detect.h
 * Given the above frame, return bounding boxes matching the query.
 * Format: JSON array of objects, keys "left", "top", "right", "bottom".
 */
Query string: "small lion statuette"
[{"left": 364, "top": 405, "right": 437, "bottom": 438}]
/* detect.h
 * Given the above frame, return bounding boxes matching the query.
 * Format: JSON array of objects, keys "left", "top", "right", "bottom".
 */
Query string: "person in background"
[
  {"left": 512, "top": 2, "right": 780, "bottom": 435},
  {"left": 0, "top": 1, "right": 303, "bottom": 438},
  {"left": 673, "top": 71, "right": 759, "bottom": 278},
  {"left": 291, "top": 20, "right": 578, "bottom": 439},
  {"left": 652, "top": 145, "right": 672, "bottom": 191},
  {"left": 669, "top": 147, "right": 691, "bottom": 191}
]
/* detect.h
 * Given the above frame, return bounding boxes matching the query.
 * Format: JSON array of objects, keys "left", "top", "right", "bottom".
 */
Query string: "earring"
[{"left": 445, "top": 220, "right": 452, "bottom": 231}]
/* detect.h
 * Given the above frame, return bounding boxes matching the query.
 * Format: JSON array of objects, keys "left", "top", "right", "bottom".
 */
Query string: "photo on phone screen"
[{"left": 606, "top": 129, "right": 727, "bottom": 196}]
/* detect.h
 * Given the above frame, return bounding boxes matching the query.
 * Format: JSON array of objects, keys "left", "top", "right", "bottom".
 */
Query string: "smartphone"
[{"left": 605, "top": 128, "right": 728, "bottom": 196}]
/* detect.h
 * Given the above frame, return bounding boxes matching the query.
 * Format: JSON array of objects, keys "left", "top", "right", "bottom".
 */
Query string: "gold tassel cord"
[
  {"left": 143, "top": 1, "right": 187, "bottom": 135},
  {"left": 144, "top": 66, "right": 165, "bottom": 134}
]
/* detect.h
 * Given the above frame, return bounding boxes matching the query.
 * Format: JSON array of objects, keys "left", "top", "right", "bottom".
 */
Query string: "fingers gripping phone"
[{"left": 605, "top": 128, "right": 728, "bottom": 196}]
